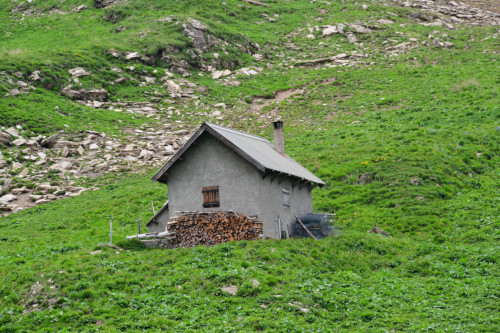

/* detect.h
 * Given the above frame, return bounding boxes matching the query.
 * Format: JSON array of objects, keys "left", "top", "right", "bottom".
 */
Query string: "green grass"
[
  {"left": 0, "top": 0, "right": 499, "bottom": 331},
  {"left": 0, "top": 174, "right": 497, "bottom": 331}
]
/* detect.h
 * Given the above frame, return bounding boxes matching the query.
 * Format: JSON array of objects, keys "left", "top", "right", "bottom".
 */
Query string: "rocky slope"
[{"left": 0, "top": 0, "right": 498, "bottom": 215}]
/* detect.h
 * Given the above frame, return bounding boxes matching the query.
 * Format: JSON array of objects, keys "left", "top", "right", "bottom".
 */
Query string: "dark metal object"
[{"left": 291, "top": 213, "right": 337, "bottom": 239}]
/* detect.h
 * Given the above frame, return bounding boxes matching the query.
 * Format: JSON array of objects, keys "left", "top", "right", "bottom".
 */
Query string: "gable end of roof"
[{"left": 152, "top": 122, "right": 325, "bottom": 186}]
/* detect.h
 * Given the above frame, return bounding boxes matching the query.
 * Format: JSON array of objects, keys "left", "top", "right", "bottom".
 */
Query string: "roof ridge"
[{"left": 205, "top": 122, "right": 270, "bottom": 143}]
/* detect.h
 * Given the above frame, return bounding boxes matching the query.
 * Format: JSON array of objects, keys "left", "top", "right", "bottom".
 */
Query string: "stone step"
[{"left": 141, "top": 239, "right": 162, "bottom": 248}]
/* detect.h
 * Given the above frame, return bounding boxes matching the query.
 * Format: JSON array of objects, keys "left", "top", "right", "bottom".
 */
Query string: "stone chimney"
[{"left": 273, "top": 120, "right": 285, "bottom": 154}]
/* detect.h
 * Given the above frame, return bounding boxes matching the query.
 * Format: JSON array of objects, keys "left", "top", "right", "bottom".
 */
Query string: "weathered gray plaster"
[
  {"left": 160, "top": 132, "right": 315, "bottom": 238},
  {"left": 147, "top": 205, "right": 169, "bottom": 233}
]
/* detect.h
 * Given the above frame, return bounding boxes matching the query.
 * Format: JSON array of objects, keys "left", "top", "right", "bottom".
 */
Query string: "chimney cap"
[{"left": 273, "top": 119, "right": 283, "bottom": 128}]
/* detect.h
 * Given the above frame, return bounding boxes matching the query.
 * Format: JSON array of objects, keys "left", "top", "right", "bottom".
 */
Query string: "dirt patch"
[
  {"left": 23, "top": 279, "right": 60, "bottom": 314},
  {"left": 249, "top": 78, "right": 337, "bottom": 119},
  {"left": 249, "top": 88, "right": 303, "bottom": 119},
  {"left": 11, "top": 193, "right": 35, "bottom": 211}
]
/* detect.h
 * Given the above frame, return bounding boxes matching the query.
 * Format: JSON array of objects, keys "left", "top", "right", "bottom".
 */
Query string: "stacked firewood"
[{"left": 160, "top": 211, "right": 263, "bottom": 249}]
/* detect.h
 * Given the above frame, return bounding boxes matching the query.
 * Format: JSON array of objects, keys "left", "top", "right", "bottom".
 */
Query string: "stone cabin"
[{"left": 147, "top": 121, "right": 325, "bottom": 239}]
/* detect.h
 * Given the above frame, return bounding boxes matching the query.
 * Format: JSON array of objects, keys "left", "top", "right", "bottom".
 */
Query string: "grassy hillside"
[
  {"left": 0, "top": 175, "right": 497, "bottom": 331},
  {"left": 0, "top": 0, "right": 499, "bottom": 331}
]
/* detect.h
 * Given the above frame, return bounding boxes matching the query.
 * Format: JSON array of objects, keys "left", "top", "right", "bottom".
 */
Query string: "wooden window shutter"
[{"left": 202, "top": 186, "right": 220, "bottom": 208}]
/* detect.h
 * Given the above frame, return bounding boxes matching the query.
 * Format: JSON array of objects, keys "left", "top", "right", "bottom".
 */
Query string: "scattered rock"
[
  {"left": 164, "top": 145, "right": 175, "bottom": 155},
  {"left": 12, "top": 162, "right": 23, "bottom": 170},
  {"left": 25, "top": 140, "right": 38, "bottom": 148},
  {"left": 94, "top": 162, "right": 109, "bottom": 172},
  {"left": 224, "top": 81, "right": 240, "bottom": 87},
  {"left": 77, "top": 146, "right": 85, "bottom": 156},
  {"left": 0, "top": 132, "right": 11, "bottom": 145},
  {"left": 211, "top": 70, "right": 231, "bottom": 79},
  {"left": 0, "top": 194, "right": 17, "bottom": 204},
  {"left": 40, "top": 133, "right": 59, "bottom": 148},
  {"left": 322, "top": 25, "right": 338, "bottom": 36},
  {"left": 94, "top": 0, "right": 123, "bottom": 9},
  {"left": 12, "top": 138, "right": 27, "bottom": 146},
  {"left": 109, "top": 49, "right": 122, "bottom": 58},
  {"left": 182, "top": 19, "right": 217, "bottom": 51},
  {"left": 378, "top": 19, "right": 394, "bottom": 24},
  {"left": 18, "top": 168, "right": 29, "bottom": 178},
  {"left": 410, "top": 12, "right": 429, "bottom": 22},
  {"left": 165, "top": 80, "right": 182, "bottom": 98},
  {"left": 5, "top": 127, "right": 20, "bottom": 137},
  {"left": 125, "top": 52, "right": 141, "bottom": 60},
  {"left": 61, "top": 146, "right": 70, "bottom": 158},
  {"left": 76, "top": 5, "right": 87, "bottom": 12},
  {"left": 49, "top": 161, "right": 73, "bottom": 172},
  {"left": 62, "top": 87, "right": 107, "bottom": 101},
  {"left": 347, "top": 23, "right": 372, "bottom": 34},
  {"left": 68, "top": 67, "right": 89, "bottom": 78},
  {"left": 345, "top": 31, "right": 357, "bottom": 43},
  {"left": 30, "top": 70, "right": 42, "bottom": 81},
  {"left": 11, "top": 186, "right": 28, "bottom": 194},
  {"left": 288, "top": 302, "right": 310, "bottom": 313},
  {"left": 222, "top": 285, "right": 238, "bottom": 296}
]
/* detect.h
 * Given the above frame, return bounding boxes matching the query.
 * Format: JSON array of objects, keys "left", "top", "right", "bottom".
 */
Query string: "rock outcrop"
[
  {"left": 182, "top": 19, "right": 218, "bottom": 51},
  {"left": 62, "top": 87, "right": 108, "bottom": 101},
  {"left": 94, "top": 0, "right": 123, "bottom": 9}
]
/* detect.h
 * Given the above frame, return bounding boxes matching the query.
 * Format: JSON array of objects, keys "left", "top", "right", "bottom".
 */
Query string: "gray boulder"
[
  {"left": 69, "top": 67, "right": 89, "bottom": 78},
  {"left": 182, "top": 19, "right": 218, "bottom": 51},
  {"left": 0, "top": 132, "right": 10, "bottom": 145},
  {"left": 94, "top": 0, "right": 122, "bottom": 9},
  {"left": 62, "top": 86, "right": 107, "bottom": 101}
]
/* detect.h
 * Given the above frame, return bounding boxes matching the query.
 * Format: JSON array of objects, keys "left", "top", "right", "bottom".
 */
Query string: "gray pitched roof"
[{"left": 152, "top": 122, "right": 325, "bottom": 186}]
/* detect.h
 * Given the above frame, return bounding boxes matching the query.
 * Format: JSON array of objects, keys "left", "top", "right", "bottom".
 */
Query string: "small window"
[
  {"left": 282, "top": 189, "right": 290, "bottom": 208},
  {"left": 202, "top": 186, "right": 220, "bottom": 208}
]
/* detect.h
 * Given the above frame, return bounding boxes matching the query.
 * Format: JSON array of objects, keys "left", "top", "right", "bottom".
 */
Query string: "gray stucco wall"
[
  {"left": 162, "top": 132, "right": 314, "bottom": 238},
  {"left": 256, "top": 175, "right": 313, "bottom": 238},
  {"left": 147, "top": 204, "right": 170, "bottom": 233}
]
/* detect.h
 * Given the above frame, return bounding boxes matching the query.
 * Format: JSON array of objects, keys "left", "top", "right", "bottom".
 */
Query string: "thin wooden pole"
[
  {"left": 137, "top": 217, "right": 142, "bottom": 235},
  {"left": 295, "top": 216, "right": 317, "bottom": 240},
  {"left": 109, "top": 220, "right": 113, "bottom": 244}
]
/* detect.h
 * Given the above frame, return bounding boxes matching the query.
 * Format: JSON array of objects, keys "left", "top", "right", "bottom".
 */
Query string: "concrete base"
[{"left": 141, "top": 239, "right": 162, "bottom": 248}]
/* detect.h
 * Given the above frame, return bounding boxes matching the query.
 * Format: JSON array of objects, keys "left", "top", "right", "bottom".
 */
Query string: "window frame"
[
  {"left": 282, "top": 188, "right": 290, "bottom": 208},
  {"left": 202, "top": 186, "right": 220, "bottom": 208}
]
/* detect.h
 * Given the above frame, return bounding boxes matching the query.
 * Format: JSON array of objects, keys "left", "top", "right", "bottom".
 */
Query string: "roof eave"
[
  {"left": 151, "top": 123, "right": 209, "bottom": 183},
  {"left": 151, "top": 122, "right": 268, "bottom": 183},
  {"left": 146, "top": 200, "right": 169, "bottom": 226},
  {"left": 262, "top": 168, "right": 325, "bottom": 187},
  {"left": 204, "top": 125, "right": 267, "bottom": 173}
]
